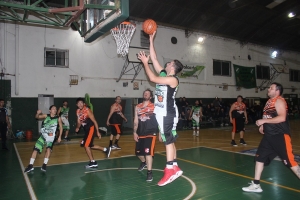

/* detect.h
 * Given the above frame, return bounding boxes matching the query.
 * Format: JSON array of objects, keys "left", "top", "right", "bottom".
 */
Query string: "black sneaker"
[
  {"left": 240, "top": 138, "right": 247, "bottom": 145},
  {"left": 138, "top": 162, "right": 147, "bottom": 171},
  {"left": 111, "top": 144, "right": 117, "bottom": 150},
  {"left": 146, "top": 171, "right": 153, "bottom": 182},
  {"left": 231, "top": 140, "right": 238, "bottom": 147},
  {"left": 85, "top": 161, "right": 98, "bottom": 169},
  {"left": 64, "top": 137, "right": 71, "bottom": 141},
  {"left": 105, "top": 146, "right": 112, "bottom": 158},
  {"left": 24, "top": 164, "right": 34, "bottom": 173},
  {"left": 114, "top": 144, "right": 121, "bottom": 150},
  {"left": 41, "top": 163, "right": 47, "bottom": 172},
  {"left": 2, "top": 146, "right": 9, "bottom": 150}
]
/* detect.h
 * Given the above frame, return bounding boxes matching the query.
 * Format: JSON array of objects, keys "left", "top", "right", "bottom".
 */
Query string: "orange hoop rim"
[{"left": 111, "top": 21, "right": 136, "bottom": 31}]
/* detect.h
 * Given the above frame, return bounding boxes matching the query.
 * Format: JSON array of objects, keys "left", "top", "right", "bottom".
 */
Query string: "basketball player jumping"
[{"left": 138, "top": 31, "right": 184, "bottom": 186}]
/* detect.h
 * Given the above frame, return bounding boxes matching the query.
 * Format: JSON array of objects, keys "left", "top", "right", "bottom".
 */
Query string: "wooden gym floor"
[{"left": 1, "top": 121, "right": 300, "bottom": 199}]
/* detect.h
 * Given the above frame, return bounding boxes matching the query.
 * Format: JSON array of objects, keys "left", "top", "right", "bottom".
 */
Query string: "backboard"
[
  {"left": 128, "top": 47, "right": 153, "bottom": 64},
  {"left": 83, "top": 0, "right": 129, "bottom": 43},
  {"left": 271, "top": 63, "right": 289, "bottom": 74}
]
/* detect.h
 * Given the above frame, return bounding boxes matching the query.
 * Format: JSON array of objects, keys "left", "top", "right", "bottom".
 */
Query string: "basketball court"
[
  {"left": 1, "top": 121, "right": 298, "bottom": 199},
  {"left": 1, "top": 1, "right": 300, "bottom": 200}
]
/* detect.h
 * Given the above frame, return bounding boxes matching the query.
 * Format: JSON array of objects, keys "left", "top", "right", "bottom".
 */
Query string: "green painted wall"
[
  {"left": 9, "top": 96, "right": 281, "bottom": 137},
  {"left": 11, "top": 97, "right": 117, "bottom": 136},
  {"left": 0, "top": 80, "right": 11, "bottom": 102}
]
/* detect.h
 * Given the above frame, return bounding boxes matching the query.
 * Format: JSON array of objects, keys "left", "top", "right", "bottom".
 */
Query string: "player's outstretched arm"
[
  {"left": 149, "top": 31, "right": 163, "bottom": 73},
  {"left": 106, "top": 104, "right": 115, "bottom": 126},
  {"left": 138, "top": 51, "right": 178, "bottom": 88},
  {"left": 35, "top": 110, "right": 47, "bottom": 120},
  {"left": 75, "top": 118, "right": 82, "bottom": 133},
  {"left": 88, "top": 110, "right": 101, "bottom": 138}
]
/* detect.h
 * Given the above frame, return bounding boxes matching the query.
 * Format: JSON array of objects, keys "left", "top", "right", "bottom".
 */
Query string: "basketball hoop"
[{"left": 111, "top": 22, "right": 136, "bottom": 57}]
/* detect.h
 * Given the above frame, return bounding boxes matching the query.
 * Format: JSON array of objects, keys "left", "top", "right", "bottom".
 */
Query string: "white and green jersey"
[
  {"left": 154, "top": 70, "right": 179, "bottom": 117},
  {"left": 60, "top": 107, "right": 69, "bottom": 118},
  {"left": 192, "top": 105, "right": 201, "bottom": 117},
  {"left": 40, "top": 114, "right": 59, "bottom": 142}
]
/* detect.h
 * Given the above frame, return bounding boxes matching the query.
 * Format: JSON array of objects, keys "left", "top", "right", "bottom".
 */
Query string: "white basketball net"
[{"left": 111, "top": 23, "right": 136, "bottom": 57}]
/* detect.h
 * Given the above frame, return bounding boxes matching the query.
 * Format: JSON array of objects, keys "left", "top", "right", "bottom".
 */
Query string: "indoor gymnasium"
[{"left": 0, "top": 0, "right": 300, "bottom": 199}]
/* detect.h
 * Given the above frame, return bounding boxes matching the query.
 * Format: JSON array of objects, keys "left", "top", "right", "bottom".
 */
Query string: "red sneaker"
[
  {"left": 157, "top": 168, "right": 176, "bottom": 186},
  {"left": 173, "top": 165, "right": 183, "bottom": 180}
]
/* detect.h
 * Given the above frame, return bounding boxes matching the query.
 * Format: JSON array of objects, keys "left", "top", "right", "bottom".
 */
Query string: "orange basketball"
[{"left": 143, "top": 19, "right": 157, "bottom": 35}]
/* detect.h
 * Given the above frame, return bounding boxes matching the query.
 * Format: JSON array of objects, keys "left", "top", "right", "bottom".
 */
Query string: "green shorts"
[{"left": 33, "top": 135, "right": 54, "bottom": 153}]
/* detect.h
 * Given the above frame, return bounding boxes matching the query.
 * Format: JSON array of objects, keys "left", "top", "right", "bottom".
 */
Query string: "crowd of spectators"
[{"left": 176, "top": 97, "right": 266, "bottom": 130}]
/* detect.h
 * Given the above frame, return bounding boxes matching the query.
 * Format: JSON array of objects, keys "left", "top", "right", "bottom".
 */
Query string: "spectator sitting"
[
  {"left": 185, "top": 108, "right": 192, "bottom": 129},
  {"left": 213, "top": 97, "right": 221, "bottom": 113},
  {"left": 217, "top": 108, "right": 229, "bottom": 126},
  {"left": 209, "top": 103, "right": 216, "bottom": 121}
]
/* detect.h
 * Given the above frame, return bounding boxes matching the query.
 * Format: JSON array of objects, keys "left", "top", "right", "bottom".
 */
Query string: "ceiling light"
[
  {"left": 288, "top": 12, "right": 295, "bottom": 18},
  {"left": 271, "top": 51, "right": 278, "bottom": 58},
  {"left": 198, "top": 37, "right": 204, "bottom": 43}
]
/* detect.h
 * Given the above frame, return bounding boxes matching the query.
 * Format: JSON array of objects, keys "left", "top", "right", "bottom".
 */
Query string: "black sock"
[
  {"left": 253, "top": 180, "right": 260, "bottom": 184},
  {"left": 147, "top": 170, "right": 152, "bottom": 173},
  {"left": 115, "top": 139, "right": 119, "bottom": 145},
  {"left": 166, "top": 161, "right": 173, "bottom": 165},
  {"left": 109, "top": 140, "right": 113, "bottom": 146}
]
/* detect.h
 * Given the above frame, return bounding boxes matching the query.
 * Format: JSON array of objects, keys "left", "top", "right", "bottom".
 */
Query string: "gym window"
[
  {"left": 140, "top": 31, "right": 150, "bottom": 47},
  {"left": 213, "top": 59, "right": 231, "bottom": 76},
  {"left": 256, "top": 65, "right": 270, "bottom": 80},
  {"left": 290, "top": 69, "right": 300, "bottom": 82},
  {"left": 44, "top": 48, "right": 69, "bottom": 68}
]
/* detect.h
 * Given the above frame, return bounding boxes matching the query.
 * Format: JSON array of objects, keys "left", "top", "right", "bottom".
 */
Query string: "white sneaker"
[{"left": 242, "top": 181, "right": 263, "bottom": 193}]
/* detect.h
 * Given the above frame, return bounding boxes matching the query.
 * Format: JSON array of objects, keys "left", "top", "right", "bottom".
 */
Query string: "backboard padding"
[{"left": 84, "top": 0, "right": 129, "bottom": 43}]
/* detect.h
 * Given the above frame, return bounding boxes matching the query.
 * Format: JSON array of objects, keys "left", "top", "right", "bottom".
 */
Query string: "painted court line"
[
  {"left": 85, "top": 167, "right": 196, "bottom": 200},
  {"left": 157, "top": 150, "right": 300, "bottom": 193},
  {"left": 14, "top": 143, "right": 37, "bottom": 200}
]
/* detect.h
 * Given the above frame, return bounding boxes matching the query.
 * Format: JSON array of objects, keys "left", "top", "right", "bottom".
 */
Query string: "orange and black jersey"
[
  {"left": 263, "top": 96, "right": 290, "bottom": 135},
  {"left": 76, "top": 106, "right": 93, "bottom": 127},
  {"left": 110, "top": 103, "right": 123, "bottom": 124},
  {"left": 136, "top": 102, "right": 158, "bottom": 136},
  {"left": 231, "top": 102, "right": 246, "bottom": 119}
]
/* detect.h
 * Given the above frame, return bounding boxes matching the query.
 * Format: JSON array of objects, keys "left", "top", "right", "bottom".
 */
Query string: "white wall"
[{"left": 1, "top": 21, "right": 300, "bottom": 98}]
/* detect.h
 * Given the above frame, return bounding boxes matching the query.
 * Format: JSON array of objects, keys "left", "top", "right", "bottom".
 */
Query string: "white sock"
[
  {"left": 173, "top": 162, "right": 178, "bottom": 166},
  {"left": 29, "top": 158, "right": 35, "bottom": 165},
  {"left": 103, "top": 147, "right": 107, "bottom": 152},
  {"left": 166, "top": 164, "right": 173, "bottom": 169},
  {"left": 91, "top": 160, "right": 95, "bottom": 162},
  {"left": 44, "top": 158, "right": 49, "bottom": 164}
]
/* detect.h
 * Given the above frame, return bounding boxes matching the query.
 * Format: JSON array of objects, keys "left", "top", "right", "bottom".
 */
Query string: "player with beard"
[{"left": 133, "top": 89, "right": 158, "bottom": 182}]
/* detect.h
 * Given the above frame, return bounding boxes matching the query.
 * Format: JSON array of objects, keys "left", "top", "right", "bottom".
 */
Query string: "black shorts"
[
  {"left": 255, "top": 134, "right": 298, "bottom": 167},
  {"left": 80, "top": 125, "right": 95, "bottom": 148},
  {"left": 110, "top": 124, "right": 122, "bottom": 136},
  {"left": 156, "top": 114, "right": 178, "bottom": 145},
  {"left": 232, "top": 117, "right": 245, "bottom": 133},
  {"left": 135, "top": 135, "right": 156, "bottom": 156}
]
